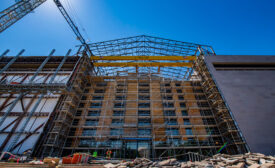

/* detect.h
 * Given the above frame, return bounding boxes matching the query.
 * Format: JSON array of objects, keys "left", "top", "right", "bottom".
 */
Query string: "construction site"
[
  {"left": 0, "top": 0, "right": 274, "bottom": 167},
  {"left": 0, "top": 34, "right": 248, "bottom": 158}
]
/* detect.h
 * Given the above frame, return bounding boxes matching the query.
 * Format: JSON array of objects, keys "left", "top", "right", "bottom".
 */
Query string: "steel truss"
[
  {"left": 78, "top": 35, "right": 214, "bottom": 81},
  {"left": 0, "top": 35, "right": 248, "bottom": 158}
]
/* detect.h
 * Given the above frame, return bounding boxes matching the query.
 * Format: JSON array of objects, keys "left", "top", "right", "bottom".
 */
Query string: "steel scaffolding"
[{"left": 0, "top": 35, "right": 248, "bottom": 159}]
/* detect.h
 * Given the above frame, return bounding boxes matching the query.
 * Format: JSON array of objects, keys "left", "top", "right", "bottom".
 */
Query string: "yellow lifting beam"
[
  {"left": 93, "top": 62, "right": 193, "bottom": 67},
  {"left": 91, "top": 56, "right": 196, "bottom": 61}
]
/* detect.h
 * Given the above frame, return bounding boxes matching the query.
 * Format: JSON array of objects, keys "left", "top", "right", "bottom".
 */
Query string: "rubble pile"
[
  {"left": 197, "top": 153, "right": 275, "bottom": 168},
  {"left": 104, "top": 153, "right": 275, "bottom": 168}
]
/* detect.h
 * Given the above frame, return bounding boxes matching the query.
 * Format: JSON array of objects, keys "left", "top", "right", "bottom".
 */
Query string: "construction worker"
[{"left": 106, "top": 149, "right": 112, "bottom": 159}]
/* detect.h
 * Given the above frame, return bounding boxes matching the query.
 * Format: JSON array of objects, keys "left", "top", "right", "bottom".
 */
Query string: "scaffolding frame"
[
  {"left": 193, "top": 47, "right": 249, "bottom": 154},
  {"left": 0, "top": 50, "right": 79, "bottom": 155},
  {"left": 0, "top": 35, "right": 248, "bottom": 159}
]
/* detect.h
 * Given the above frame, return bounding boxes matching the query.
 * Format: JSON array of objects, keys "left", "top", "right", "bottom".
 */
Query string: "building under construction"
[{"left": 0, "top": 35, "right": 250, "bottom": 159}]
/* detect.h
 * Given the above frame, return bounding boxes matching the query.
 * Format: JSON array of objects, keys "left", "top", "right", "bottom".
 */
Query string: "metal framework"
[
  {"left": 0, "top": 35, "right": 248, "bottom": 159},
  {"left": 194, "top": 50, "right": 249, "bottom": 154},
  {"left": 80, "top": 35, "right": 214, "bottom": 80},
  {"left": 93, "top": 62, "right": 193, "bottom": 67},
  {"left": 0, "top": 0, "right": 46, "bottom": 33},
  {"left": 0, "top": 51, "right": 80, "bottom": 154},
  {"left": 0, "top": 0, "right": 94, "bottom": 60}
]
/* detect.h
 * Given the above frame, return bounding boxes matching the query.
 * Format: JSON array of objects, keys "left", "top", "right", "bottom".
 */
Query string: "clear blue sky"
[{"left": 0, "top": 0, "right": 274, "bottom": 56}]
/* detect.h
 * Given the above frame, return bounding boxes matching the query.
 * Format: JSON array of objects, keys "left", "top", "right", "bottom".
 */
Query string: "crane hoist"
[{"left": 0, "top": 0, "right": 93, "bottom": 56}]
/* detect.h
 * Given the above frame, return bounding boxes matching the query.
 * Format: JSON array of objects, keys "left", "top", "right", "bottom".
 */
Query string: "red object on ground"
[
  {"left": 72, "top": 153, "right": 81, "bottom": 164},
  {"left": 10, "top": 82, "right": 20, "bottom": 84},
  {"left": 62, "top": 157, "right": 72, "bottom": 164}
]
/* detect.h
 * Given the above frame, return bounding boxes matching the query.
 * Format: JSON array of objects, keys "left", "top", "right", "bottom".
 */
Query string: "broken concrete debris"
[{"left": 104, "top": 153, "right": 275, "bottom": 168}]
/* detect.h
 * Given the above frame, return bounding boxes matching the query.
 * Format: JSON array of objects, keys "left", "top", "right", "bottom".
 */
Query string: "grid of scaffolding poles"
[
  {"left": 54, "top": 74, "right": 237, "bottom": 158},
  {"left": 0, "top": 35, "right": 249, "bottom": 159},
  {"left": 0, "top": 49, "right": 82, "bottom": 154}
]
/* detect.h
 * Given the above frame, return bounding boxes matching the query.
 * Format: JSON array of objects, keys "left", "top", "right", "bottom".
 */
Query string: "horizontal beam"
[
  {"left": 93, "top": 62, "right": 193, "bottom": 67},
  {"left": 91, "top": 56, "right": 196, "bottom": 61}
]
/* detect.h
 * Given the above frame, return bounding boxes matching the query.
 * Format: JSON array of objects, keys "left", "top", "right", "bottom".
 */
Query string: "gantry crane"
[{"left": 0, "top": 0, "right": 93, "bottom": 56}]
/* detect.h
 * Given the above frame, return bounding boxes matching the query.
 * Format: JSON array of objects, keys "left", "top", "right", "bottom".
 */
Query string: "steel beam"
[
  {"left": 10, "top": 123, "right": 45, "bottom": 151},
  {"left": 29, "top": 49, "right": 55, "bottom": 83},
  {"left": 0, "top": 49, "right": 10, "bottom": 59},
  {"left": 0, "top": 73, "right": 28, "bottom": 127},
  {"left": 0, "top": 50, "right": 54, "bottom": 130},
  {"left": 90, "top": 56, "right": 196, "bottom": 61},
  {"left": 7, "top": 50, "right": 70, "bottom": 152},
  {"left": 0, "top": 49, "right": 25, "bottom": 76},
  {"left": 94, "top": 62, "right": 193, "bottom": 67},
  {"left": 8, "top": 94, "right": 45, "bottom": 152},
  {"left": 0, "top": 94, "right": 13, "bottom": 111},
  {"left": 0, "top": 117, "right": 19, "bottom": 132},
  {"left": 0, "top": 93, "right": 24, "bottom": 127},
  {"left": 48, "top": 49, "right": 71, "bottom": 84}
]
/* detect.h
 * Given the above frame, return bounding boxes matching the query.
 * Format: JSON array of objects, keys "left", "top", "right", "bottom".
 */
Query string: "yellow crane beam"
[
  {"left": 91, "top": 56, "right": 196, "bottom": 61},
  {"left": 93, "top": 62, "right": 193, "bottom": 67}
]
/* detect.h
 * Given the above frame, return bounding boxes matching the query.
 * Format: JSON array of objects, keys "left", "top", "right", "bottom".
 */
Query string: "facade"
[
  {"left": 205, "top": 56, "right": 275, "bottom": 155},
  {"left": 0, "top": 36, "right": 249, "bottom": 159},
  {"left": 0, "top": 55, "right": 79, "bottom": 154}
]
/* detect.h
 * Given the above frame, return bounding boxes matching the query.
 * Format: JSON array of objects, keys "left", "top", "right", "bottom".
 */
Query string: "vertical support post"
[{"left": 0, "top": 49, "right": 25, "bottom": 76}]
